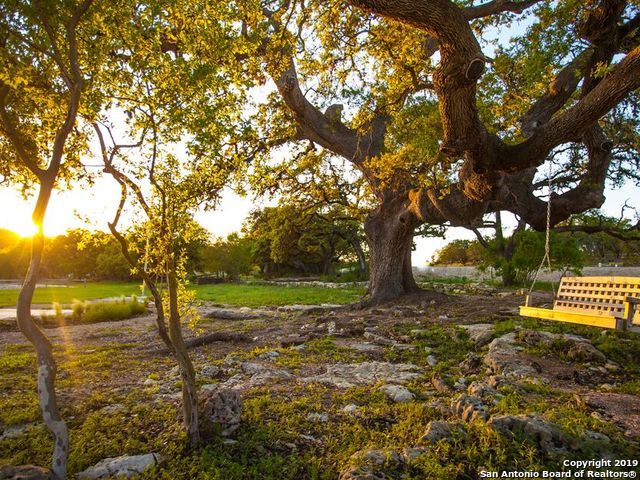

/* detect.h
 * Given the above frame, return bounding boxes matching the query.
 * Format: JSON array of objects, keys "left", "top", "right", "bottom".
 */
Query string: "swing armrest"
[{"left": 624, "top": 297, "right": 640, "bottom": 328}]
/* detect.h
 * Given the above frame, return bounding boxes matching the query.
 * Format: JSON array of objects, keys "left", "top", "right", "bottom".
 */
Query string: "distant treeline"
[
  {"left": 0, "top": 203, "right": 367, "bottom": 282},
  {"left": 0, "top": 229, "right": 134, "bottom": 280}
]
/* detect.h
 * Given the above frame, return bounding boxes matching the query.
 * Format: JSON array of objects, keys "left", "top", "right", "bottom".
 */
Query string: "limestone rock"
[
  {"left": 77, "top": 453, "right": 162, "bottom": 479},
  {"left": 199, "top": 388, "right": 242, "bottom": 436},
  {"left": 218, "top": 362, "right": 295, "bottom": 390},
  {"left": 431, "top": 373, "right": 452, "bottom": 394},
  {"left": 204, "top": 307, "right": 265, "bottom": 320},
  {"left": 451, "top": 394, "right": 489, "bottom": 422},
  {"left": 566, "top": 342, "right": 606, "bottom": 363},
  {"left": 419, "top": 421, "right": 460, "bottom": 443},
  {"left": 200, "top": 365, "right": 221, "bottom": 377},
  {"left": 304, "top": 361, "right": 421, "bottom": 388},
  {"left": 307, "top": 412, "right": 329, "bottom": 422},
  {"left": 489, "top": 415, "right": 566, "bottom": 453},
  {"left": 459, "top": 352, "right": 481, "bottom": 372},
  {"left": 338, "top": 466, "right": 387, "bottom": 480},
  {"left": 467, "top": 381, "right": 498, "bottom": 400},
  {"left": 484, "top": 333, "right": 537, "bottom": 378},
  {"left": 460, "top": 324, "right": 494, "bottom": 347},
  {"left": 379, "top": 384, "right": 415, "bottom": 403},
  {"left": 342, "top": 404, "right": 358, "bottom": 414},
  {"left": 0, "top": 465, "right": 53, "bottom": 480}
]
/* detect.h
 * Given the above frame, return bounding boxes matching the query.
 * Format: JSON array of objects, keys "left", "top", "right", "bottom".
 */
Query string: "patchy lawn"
[
  {"left": 193, "top": 283, "right": 365, "bottom": 307},
  {"left": 0, "top": 282, "right": 143, "bottom": 307}
]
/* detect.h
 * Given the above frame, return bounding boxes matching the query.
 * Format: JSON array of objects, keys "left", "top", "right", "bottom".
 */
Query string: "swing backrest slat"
[{"left": 554, "top": 276, "right": 640, "bottom": 322}]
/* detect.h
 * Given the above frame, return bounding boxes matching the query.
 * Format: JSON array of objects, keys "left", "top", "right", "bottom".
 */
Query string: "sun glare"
[{"left": 14, "top": 220, "right": 39, "bottom": 238}]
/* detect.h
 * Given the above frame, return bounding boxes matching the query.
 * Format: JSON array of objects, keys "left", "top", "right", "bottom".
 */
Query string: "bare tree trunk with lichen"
[
  {"left": 167, "top": 260, "right": 200, "bottom": 445},
  {"left": 15, "top": 181, "right": 68, "bottom": 480}
]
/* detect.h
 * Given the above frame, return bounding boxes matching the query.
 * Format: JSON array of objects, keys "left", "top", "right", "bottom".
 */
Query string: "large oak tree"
[{"left": 253, "top": 0, "right": 640, "bottom": 304}]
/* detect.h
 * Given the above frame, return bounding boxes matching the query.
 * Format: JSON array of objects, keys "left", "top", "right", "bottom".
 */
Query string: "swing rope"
[{"left": 528, "top": 163, "right": 556, "bottom": 298}]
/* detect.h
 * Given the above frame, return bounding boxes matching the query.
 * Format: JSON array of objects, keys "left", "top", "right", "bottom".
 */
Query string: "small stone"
[
  {"left": 307, "top": 412, "right": 329, "bottom": 422},
  {"left": 259, "top": 351, "right": 280, "bottom": 360},
  {"left": 342, "top": 404, "right": 358, "bottom": 414},
  {"left": 451, "top": 394, "right": 489, "bottom": 422},
  {"left": 468, "top": 381, "right": 498, "bottom": 399},
  {"left": 488, "top": 415, "right": 566, "bottom": 454},
  {"left": 403, "top": 447, "right": 427, "bottom": 463},
  {"left": 349, "top": 449, "right": 403, "bottom": 467},
  {"left": 431, "top": 373, "right": 452, "bottom": 394},
  {"left": 142, "top": 378, "right": 158, "bottom": 386},
  {"left": 379, "top": 384, "right": 415, "bottom": 403},
  {"left": 419, "top": 421, "right": 460, "bottom": 443},
  {"left": 460, "top": 324, "right": 494, "bottom": 347},
  {"left": 567, "top": 342, "right": 606, "bottom": 363},
  {"left": 427, "top": 355, "right": 437, "bottom": 367},
  {"left": 459, "top": 352, "right": 481, "bottom": 372},
  {"left": 201, "top": 365, "right": 221, "bottom": 377},
  {"left": 585, "top": 430, "right": 610, "bottom": 443}
]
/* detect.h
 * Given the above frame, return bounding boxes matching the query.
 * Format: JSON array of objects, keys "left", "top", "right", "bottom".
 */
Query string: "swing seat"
[{"left": 520, "top": 276, "right": 640, "bottom": 330}]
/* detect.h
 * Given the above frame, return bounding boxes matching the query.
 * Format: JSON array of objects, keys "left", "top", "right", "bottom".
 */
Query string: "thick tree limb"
[
  {"left": 463, "top": 0, "right": 542, "bottom": 20},
  {"left": 502, "top": 45, "right": 640, "bottom": 172}
]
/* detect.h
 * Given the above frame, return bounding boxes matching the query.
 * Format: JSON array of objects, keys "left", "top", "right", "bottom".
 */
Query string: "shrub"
[
  {"left": 72, "top": 299, "right": 86, "bottom": 319},
  {"left": 53, "top": 302, "right": 64, "bottom": 322},
  {"left": 81, "top": 297, "right": 147, "bottom": 324}
]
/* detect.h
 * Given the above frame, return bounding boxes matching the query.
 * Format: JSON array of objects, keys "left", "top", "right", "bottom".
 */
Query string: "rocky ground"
[{"left": 1, "top": 287, "right": 639, "bottom": 479}]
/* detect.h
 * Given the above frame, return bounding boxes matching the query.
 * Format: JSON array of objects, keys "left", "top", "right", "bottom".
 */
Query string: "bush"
[{"left": 81, "top": 297, "right": 147, "bottom": 323}]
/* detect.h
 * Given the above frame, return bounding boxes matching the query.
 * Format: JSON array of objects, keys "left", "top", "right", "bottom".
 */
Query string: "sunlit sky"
[{"left": 1, "top": 176, "right": 638, "bottom": 266}]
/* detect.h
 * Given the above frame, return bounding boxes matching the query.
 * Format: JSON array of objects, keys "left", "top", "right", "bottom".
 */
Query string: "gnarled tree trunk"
[
  {"left": 365, "top": 195, "right": 420, "bottom": 304},
  {"left": 16, "top": 181, "right": 68, "bottom": 480}
]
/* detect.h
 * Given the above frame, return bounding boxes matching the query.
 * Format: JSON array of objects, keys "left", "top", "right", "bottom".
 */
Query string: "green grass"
[
  {"left": 0, "top": 282, "right": 143, "bottom": 307},
  {"left": 193, "top": 283, "right": 365, "bottom": 307},
  {"left": 0, "top": 282, "right": 364, "bottom": 309}
]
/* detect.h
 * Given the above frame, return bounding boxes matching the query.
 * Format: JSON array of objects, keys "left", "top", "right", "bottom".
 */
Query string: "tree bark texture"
[
  {"left": 365, "top": 195, "right": 419, "bottom": 304},
  {"left": 168, "top": 263, "right": 200, "bottom": 446},
  {"left": 16, "top": 180, "right": 68, "bottom": 480}
]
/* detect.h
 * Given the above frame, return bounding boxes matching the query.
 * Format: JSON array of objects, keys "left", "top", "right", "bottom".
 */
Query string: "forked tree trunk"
[
  {"left": 365, "top": 196, "right": 420, "bottom": 304},
  {"left": 16, "top": 181, "right": 68, "bottom": 480},
  {"left": 167, "top": 263, "right": 199, "bottom": 446}
]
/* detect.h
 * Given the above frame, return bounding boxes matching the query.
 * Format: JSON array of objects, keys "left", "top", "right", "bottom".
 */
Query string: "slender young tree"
[
  {"left": 94, "top": 124, "right": 204, "bottom": 444},
  {"left": 87, "top": 0, "right": 259, "bottom": 443},
  {"left": 0, "top": 1, "right": 123, "bottom": 476}
]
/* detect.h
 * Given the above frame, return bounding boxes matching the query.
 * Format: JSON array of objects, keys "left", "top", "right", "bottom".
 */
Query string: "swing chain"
[{"left": 528, "top": 162, "right": 556, "bottom": 297}]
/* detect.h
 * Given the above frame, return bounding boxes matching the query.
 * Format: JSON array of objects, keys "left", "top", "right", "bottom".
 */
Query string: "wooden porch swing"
[{"left": 518, "top": 169, "right": 640, "bottom": 331}]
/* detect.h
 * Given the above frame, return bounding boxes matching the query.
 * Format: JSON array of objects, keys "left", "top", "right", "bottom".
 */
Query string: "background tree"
[
  {"left": 246, "top": 0, "right": 640, "bottom": 304},
  {"left": 202, "top": 233, "right": 254, "bottom": 281},
  {"left": 244, "top": 203, "right": 365, "bottom": 278},
  {"left": 431, "top": 239, "right": 485, "bottom": 266}
]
